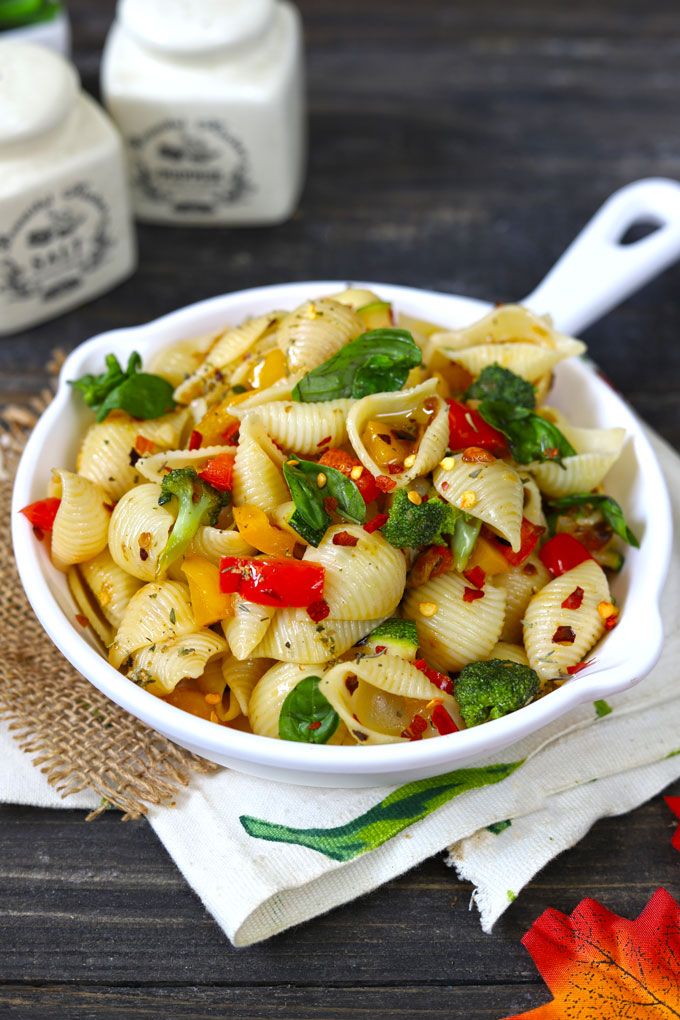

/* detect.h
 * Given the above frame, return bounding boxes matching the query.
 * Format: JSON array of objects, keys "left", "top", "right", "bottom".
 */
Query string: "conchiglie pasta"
[
  {"left": 522, "top": 559, "right": 610, "bottom": 682},
  {"left": 236, "top": 399, "right": 352, "bottom": 455},
  {"left": 47, "top": 469, "right": 112, "bottom": 571},
  {"left": 146, "top": 330, "right": 221, "bottom": 387},
  {"left": 127, "top": 628, "right": 227, "bottom": 697},
  {"left": 492, "top": 553, "right": 551, "bottom": 644},
  {"left": 108, "top": 483, "right": 175, "bottom": 581},
  {"left": 303, "top": 525, "right": 406, "bottom": 621},
  {"left": 78, "top": 548, "right": 143, "bottom": 629},
  {"left": 251, "top": 612, "right": 379, "bottom": 663},
  {"left": 109, "top": 580, "right": 196, "bottom": 668},
  {"left": 402, "top": 572, "right": 506, "bottom": 673},
  {"left": 346, "top": 378, "right": 448, "bottom": 487},
  {"left": 433, "top": 457, "right": 525, "bottom": 551},
  {"left": 484, "top": 641, "right": 530, "bottom": 666},
  {"left": 67, "top": 566, "right": 115, "bottom": 647},
  {"left": 231, "top": 414, "right": 289, "bottom": 513},
  {"left": 275, "top": 298, "right": 363, "bottom": 373},
  {"left": 319, "top": 654, "right": 459, "bottom": 744},
  {"left": 135, "top": 444, "right": 232, "bottom": 486},
  {"left": 249, "top": 662, "right": 328, "bottom": 739},
  {"left": 528, "top": 417, "right": 626, "bottom": 499},
  {"left": 222, "top": 655, "right": 274, "bottom": 716},
  {"left": 222, "top": 596, "right": 276, "bottom": 659}
]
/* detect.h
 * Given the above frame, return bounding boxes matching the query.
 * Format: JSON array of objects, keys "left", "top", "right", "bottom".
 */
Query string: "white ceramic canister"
[
  {"left": 0, "top": 1, "right": 71, "bottom": 57},
  {"left": 101, "top": 0, "right": 306, "bottom": 226},
  {"left": 0, "top": 42, "right": 136, "bottom": 337}
]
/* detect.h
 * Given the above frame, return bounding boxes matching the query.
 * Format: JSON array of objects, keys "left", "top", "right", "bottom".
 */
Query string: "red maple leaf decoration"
[
  {"left": 502, "top": 888, "right": 680, "bottom": 1019},
  {"left": 665, "top": 797, "right": 680, "bottom": 853}
]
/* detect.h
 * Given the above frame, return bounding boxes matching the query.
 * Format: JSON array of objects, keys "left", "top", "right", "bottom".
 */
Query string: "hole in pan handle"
[{"left": 522, "top": 177, "right": 680, "bottom": 336}]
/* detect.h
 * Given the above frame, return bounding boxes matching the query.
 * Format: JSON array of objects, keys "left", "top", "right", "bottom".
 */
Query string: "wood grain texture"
[{"left": 2, "top": 0, "right": 680, "bottom": 1015}]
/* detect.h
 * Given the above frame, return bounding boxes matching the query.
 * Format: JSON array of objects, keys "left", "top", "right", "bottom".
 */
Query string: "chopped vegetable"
[
  {"left": 232, "top": 504, "right": 297, "bottom": 557},
  {"left": 477, "top": 400, "right": 576, "bottom": 464},
  {"left": 181, "top": 555, "right": 233, "bottom": 626},
  {"left": 464, "top": 364, "right": 536, "bottom": 409},
  {"left": 157, "top": 468, "right": 230, "bottom": 573},
  {"left": 197, "top": 452, "right": 236, "bottom": 492},
  {"left": 219, "top": 556, "right": 325, "bottom": 607},
  {"left": 454, "top": 659, "right": 541, "bottom": 727},
  {"left": 278, "top": 676, "right": 340, "bottom": 744},
  {"left": 291, "top": 329, "right": 422, "bottom": 403},
  {"left": 70, "top": 352, "right": 176, "bottom": 423},
  {"left": 547, "top": 493, "right": 639, "bottom": 548},
  {"left": 318, "top": 449, "right": 381, "bottom": 504},
  {"left": 447, "top": 399, "right": 508, "bottom": 454},
  {"left": 539, "top": 533, "right": 593, "bottom": 577},
  {"left": 432, "top": 703, "right": 458, "bottom": 735},
  {"left": 19, "top": 497, "right": 61, "bottom": 531},
  {"left": 464, "top": 532, "right": 513, "bottom": 576},
  {"left": 381, "top": 489, "right": 458, "bottom": 549},
  {"left": 364, "top": 512, "right": 389, "bottom": 534},
  {"left": 485, "top": 517, "right": 545, "bottom": 567},
  {"left": 283, "top": 456, "right": 366, "bottom": 546},
  {"left": 413, "top": 658, "right": 454, "bottom": 695},
  {"left": 408, "top": 545, "right": 453, "bottom": 587},
  {"left": 365, "top": 618, "right": 419, "bottom": 660}
]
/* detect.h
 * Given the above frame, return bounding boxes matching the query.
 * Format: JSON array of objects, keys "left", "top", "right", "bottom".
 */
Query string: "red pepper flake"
[
  {"left": 307, "top": 721, "right": 322, "bottom": 730},
  {"left": 440, "top": 481, "right": 449, "bottom": 491},
  {"left": 463, "top": 587, "right": 485, "bottom": 603},
  {"left": 566, "top": 658, "right": 595, "bottom": 675},
  {"left": 134, "top": 434, "right": 156, "bottom": 456},
  {"left": 139, "top": 548, "right": 149, "bottom": 561},
  {"left": 221, "top": 421, "right": 240, "bottom": 445},
  {"left": 410, "top": 714, "right": 428, "bottom": 736},
  {"left": 75, "top": 614, "right": 89, "bottom": 628},
  {"left": 307, "top": 599, "right": 330, "bottom": 622},
  {"left": 387, "top": 463, "right": 403, "bottom": 474},
  {"left": 345, "top": 676, "right": 359, "bottom": 695},
  {"left": 463, "top": 566, "right": 486, "bottom": 589},
  {"left": 432, "top": 703, "right": 458, "bottom": 735},
  {"left": 553, "top": 625, "right": 576, "bottom": 645},
  {"left": 375, "top": 475, "right": 397, "bottom": 493},
  {"left": 561, "top": 586, "right": 584, "bottom": 610},
  {"left": 414, "top": 658, "right": 454, "bottom": 696},
  {"left": 604, "top": 615, "right": 619, "bottom": 631},
  {"left": 332, "top": 530, "right": 359, "bottom": 547},
  {"left": 189, "top": 429, "right": 203, "bottom": 451},
  {"left": 364, "top": 512, "right": 389, "bottom": 533},
  {"left": 544, "top": 447, "right": 559, "bottom": 460},
  {"left": 316, "top": 435, "right": 332, "bottom": 447},
  {"left": 323, "top": 496, "right": 339, "bottom": 515}
]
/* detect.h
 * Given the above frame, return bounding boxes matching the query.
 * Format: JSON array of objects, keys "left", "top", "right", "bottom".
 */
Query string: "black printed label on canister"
[
  {"left": 129, "top": 119, "right": 254, "bottom": 215},
  {"left": 0, "top": 183, "right": 112, "bottom": 304}
]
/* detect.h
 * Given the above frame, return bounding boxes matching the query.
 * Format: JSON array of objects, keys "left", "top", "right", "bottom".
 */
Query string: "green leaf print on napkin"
[{"left": 240, "top": 760, "right": 522, "bottom": 862}]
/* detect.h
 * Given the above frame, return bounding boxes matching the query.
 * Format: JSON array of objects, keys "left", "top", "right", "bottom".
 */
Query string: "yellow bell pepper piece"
[
  {"left": 465, "top": 535, "right": 512, "bottom": 576},
  {"left": 248, "top": 347, "right": 287, "bottom": 389},
  {"left": 233, "top": 504, "right": 297, "bottom": 557},
  {"left": 181, "top": 554, "right": 233, "bottom": 626}
]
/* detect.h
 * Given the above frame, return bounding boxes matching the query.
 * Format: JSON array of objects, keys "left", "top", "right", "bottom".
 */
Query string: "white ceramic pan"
[{"left": 11, "top": 178, "right": 680, "bottom": 787}]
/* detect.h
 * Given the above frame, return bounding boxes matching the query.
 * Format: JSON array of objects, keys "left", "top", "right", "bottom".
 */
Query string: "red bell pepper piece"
[
  {"left": 197, "top": 452, "right": 235, "bottom": 492},
  {"left": 414, "top": 658, "right": 454, "bottom": 696},
  {"left": 501, "top": 517, "right": 545, "bottom": 567},
  {"left": 539, "top": 533, "right": 593, "bottom": 577},
  {"left": 188, "top": 429, "right": 203, "bottom": 451},
  {"left": 447, "top": 399, "right": 508, "bottom": 454},
  {"left": 20, "top": 497, "right": 61, "bottom": 531},
  {"left": 432, "top": 703, "right": 458, "bottom": 735},
  {"left": 219, "top": 556, "right": 325, "bottom": 607},
  {"left": 318, "top": 448, "right": 380, "bottom": 503}
]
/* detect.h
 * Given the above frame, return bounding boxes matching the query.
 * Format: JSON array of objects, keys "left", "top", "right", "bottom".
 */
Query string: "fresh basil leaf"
[
  {"left": 464, "top": 364, "right": 536, "bottom": 409},
  {"left": 279, "top": 676, "right": 340, "bottom": 744},
  {"left": 291, "top": 329, "right": 422, "bottom": 403},
  {"left": 478, "top": 400, "right": 576, "bottom": 464},
  {"left": 283, "top": 457, "right": 366, "bottom": 546},
  {"left": 547, "top": 493, "right": 639, "bottom": 548},
  {"left": 70, "top": 351, "right": 176, "bottom": 423}
]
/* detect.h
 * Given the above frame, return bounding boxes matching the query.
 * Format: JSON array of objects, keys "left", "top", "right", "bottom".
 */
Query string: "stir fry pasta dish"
[{"left": 21, "top": 289, "right": 639, "bottom": 745}]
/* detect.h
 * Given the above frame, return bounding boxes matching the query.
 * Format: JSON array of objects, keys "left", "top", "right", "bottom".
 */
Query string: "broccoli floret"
[
  {"left": 157, "top": 467, "right": 230, "bottom": 572},
  {"left": 454, "top": 659, "right": 540, "bottom": 727},
  {"left": 365, "top": 618, "right": 419, "bottom": 660},
  {"left": 381, "top": 490, "right": 458, "bottom": 548},
  {"left": 464, "top": 364, "right": 536, "bottom": 410}
]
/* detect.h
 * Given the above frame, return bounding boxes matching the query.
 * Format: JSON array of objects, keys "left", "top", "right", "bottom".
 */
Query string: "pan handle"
[{"left": 522, "top": 177, "right": 680, "bottom": 335}]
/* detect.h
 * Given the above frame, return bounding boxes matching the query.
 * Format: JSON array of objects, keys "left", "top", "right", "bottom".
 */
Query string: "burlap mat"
[{"left": 0, "top": 359, "right": 217, "bottom": 820}]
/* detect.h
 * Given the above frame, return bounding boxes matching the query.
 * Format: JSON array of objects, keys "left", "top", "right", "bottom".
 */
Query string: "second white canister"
[{"left": 101, "top": 0, "right": 306, "bottom": 227}]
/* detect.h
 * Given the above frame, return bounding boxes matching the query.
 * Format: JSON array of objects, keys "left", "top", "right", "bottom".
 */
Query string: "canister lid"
[
  {"left": 118, "top": 0, "right": 275, "bottom": 56},
  {"left": 0, "top": 42, "right": 78, "bottom": 146}
]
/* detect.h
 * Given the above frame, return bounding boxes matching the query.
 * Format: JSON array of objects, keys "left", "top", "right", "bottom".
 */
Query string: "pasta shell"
[
  {"left": 251, "top": 613, "right": 379, "bottom": 663},
  {"left": 346, "top": 378, "right": 449, "bottom": 488},
  {"left": 522, "top": 559, "right": 610, "bottom": 682},
  {"left": 222, "top": 655, "right": 274, "bottom": 716},
  {"left": 232, "top": 415, "right": 289, "bottom": 513},
  {"left": 236, "top": 399, "right": 353, "bottom": 455},
  {"left": 249, "top": 662, "right": 328, "bottom": 739},
  {"left": 109, "top": 580, "right": 195, "bottom": 668},
  {"left": 48, "top": 469, "right": 111, "bottom": 571},
  {"left": 78, "top": 548, "right": 143, "bottom": 630},
  {"left": 433, "top": 457, "right": 525, "bottom": 551},
  {"left": 492, "top": 553, "right": 551, "bottom": 644},
  {"left": 275, "top": 298, "right": 363, "bottom": 373},
  {"left": 484, "top": 641, "right": 530, "bottom": 666},
  {"left": 128, "top": 629, "right": 227, "bottom": 696},
  {"left": 108, "top": 483, "right": 175, "bottom": 581},
  {"left": 67, "top": 566, "right": 115, "bottom": 647},
  {"left": 402, "top": 571, "right": 506, "bottom": 673},
  {"left": 146, "top": 330, "right": 221, "bottom": 388},
  {"left": 222, "top": 597, "right": 276, "bottom": 659}
]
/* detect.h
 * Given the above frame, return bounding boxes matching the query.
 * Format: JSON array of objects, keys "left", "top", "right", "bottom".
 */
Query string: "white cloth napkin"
[{"left": 2, "top": 430, "right": 679, "bottom": 947}]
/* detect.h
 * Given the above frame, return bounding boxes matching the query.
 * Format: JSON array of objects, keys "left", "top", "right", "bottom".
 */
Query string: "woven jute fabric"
[{"left": 0, "top": 375, "right": 217, "bottom": 820}]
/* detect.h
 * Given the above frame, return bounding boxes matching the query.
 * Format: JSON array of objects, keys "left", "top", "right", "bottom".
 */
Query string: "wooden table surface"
[{"left": 2, "top": 2, "right": 680, "bottom": 1017}]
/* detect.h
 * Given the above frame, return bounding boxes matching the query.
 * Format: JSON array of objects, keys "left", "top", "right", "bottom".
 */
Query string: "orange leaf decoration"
[
  {"left": 502, "top": 888, "right": 680, "bottom": 1019},
  {"left": 665, "top": 797, "right": 680, "bottom": 853}
]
